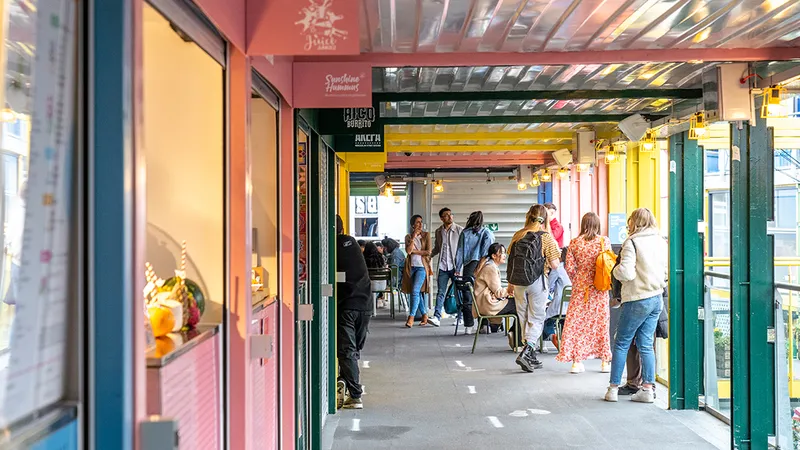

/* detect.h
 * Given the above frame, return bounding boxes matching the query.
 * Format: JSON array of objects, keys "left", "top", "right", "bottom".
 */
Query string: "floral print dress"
[{"left": 555, "top": 236, "right": 613, "bottom": 363}]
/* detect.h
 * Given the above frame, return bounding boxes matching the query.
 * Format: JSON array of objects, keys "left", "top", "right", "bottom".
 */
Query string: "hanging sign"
[
  {"left": 293, "top": 62, "right": 372, "bottom": 108},
  {"left": 318, "top": 107, "right": 381, "bottom": 135},
  {"left": 249, "top": 0, "right": 360, "bottom": 55},
  {"left": 334, "top": 133, "right": 383, "bottom": 152}
]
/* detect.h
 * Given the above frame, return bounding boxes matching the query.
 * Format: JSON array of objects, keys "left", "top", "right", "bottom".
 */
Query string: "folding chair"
[
  {"left": 368, "top": 267, "right": 396, "bottom": 319},
  {"left": 462, "top": 280, "right": 521, "bottom": 354}
]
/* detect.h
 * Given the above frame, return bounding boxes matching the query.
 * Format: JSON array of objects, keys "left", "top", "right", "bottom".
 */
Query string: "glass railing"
[{"left": 702, "top": 271, "right": 732, "bottom": 421}]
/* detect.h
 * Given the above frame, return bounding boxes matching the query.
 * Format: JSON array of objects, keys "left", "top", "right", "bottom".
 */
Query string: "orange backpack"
[{"left": 594, "top": 240, "right": 616, "bottom": 291}]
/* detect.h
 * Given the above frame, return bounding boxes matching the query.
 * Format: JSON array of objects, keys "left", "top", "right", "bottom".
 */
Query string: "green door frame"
[
  {"left": 668, "top": 131, "right": 704, "bottom": 410},
  {"left": 327, "top": 150, "right": 337, "bottom": 416},
  {"left": 730, "top": 92, "right": 776, "bottom": 449}
]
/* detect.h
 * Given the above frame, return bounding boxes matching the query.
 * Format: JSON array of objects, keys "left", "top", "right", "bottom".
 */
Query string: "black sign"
[
  {"left": 335, "top": 133, "right": 383, "bottom": 152},
  {"left": 318, "top": 107, "right": 381, "bottom": 135}
]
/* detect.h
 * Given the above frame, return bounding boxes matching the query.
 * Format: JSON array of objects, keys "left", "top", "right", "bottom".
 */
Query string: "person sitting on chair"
[{"left": 472, "top": 243, "right": 518, "bottom": 347}]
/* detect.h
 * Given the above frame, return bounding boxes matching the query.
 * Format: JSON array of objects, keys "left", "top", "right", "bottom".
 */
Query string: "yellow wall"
[
  {"left": 341, "top": 152, "right": 385, "bottom": 172},
  {"left": 250, "top": 97, "right": 279, "bottom": 297},
  {"left": 143, "top": 4, "right": 224, "bottom": 323}
]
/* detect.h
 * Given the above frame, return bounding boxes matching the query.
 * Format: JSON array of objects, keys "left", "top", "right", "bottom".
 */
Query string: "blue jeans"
[
  {"left": 610, "top": 295, "right": 663, "bottom": 386},
  {"left": 434, "top": 269, "right": 455, "bottom": 319},
  {"left": 409, "top": 266, "right": 428, "bottom": 318}
]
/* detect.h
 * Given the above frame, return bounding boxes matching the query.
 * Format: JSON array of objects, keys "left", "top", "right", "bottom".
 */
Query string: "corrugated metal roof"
[{"left": 361, "top": 0, "right": 800, "bottom": 54}]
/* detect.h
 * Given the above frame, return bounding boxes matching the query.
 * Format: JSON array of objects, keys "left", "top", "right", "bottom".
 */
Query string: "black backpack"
[{"left": 507, "top": 231, "right": 547, "bottom": 288}]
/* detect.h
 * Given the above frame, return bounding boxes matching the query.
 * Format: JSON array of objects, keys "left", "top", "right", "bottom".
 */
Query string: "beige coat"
[
  {"left": 402, "top": 231, "right": 432, "bottom": 294},
  {"left": 471, "top": 259, "right": 510, "bottom": 318}
]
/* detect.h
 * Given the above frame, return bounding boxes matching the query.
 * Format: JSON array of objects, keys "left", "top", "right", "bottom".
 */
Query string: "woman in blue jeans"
[
  {"left": 605, "top": 208, "right": 668, "bottom": 403},
  {"left": 402, "top": 215, "right": 432, "bottom": 327}
]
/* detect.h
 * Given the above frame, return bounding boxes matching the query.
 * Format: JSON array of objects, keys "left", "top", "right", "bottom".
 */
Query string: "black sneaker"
[
  {"left": 618, "top": 385, "right": 638, "bottom": 396},
  {"left": 516, "top": 345, "right": 535, "bottom": 372}
]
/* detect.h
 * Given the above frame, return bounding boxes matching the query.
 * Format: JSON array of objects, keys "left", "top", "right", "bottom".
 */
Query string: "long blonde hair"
[{"left": 627, "top": 208, "right": 658, "bottom": 235}]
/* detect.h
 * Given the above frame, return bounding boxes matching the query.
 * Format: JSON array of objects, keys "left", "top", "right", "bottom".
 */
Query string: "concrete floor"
[{"left": 325, "top": 314, "right": 731, "bottom": 450}]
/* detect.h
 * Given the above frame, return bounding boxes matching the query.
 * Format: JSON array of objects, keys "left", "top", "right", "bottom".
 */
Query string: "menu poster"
[{"left": 1, "top": 0, "right": 75, "bottom": 428}]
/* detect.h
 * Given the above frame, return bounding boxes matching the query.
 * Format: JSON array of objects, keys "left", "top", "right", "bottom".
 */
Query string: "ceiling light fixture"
[{"left": 689, "top": 112, "right": 707, "bottom": 140}]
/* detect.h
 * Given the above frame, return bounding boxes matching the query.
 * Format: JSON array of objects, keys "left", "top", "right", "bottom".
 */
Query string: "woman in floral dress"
[{"left": 556, "top": 212, "right": 613, "bottom": 374}]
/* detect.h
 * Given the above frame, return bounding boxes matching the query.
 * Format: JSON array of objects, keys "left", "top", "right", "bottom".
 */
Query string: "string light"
[
  {"left": 557, "top": 168, "right": 569, "bottom": 179},
  {"left": 432, "top": 180, "right": 444, "bottom": 193},
  {"left": 761, "top": 85, "right": 788, "bottom": 118},
  {"left": 529, "top": 175, "right": 540, "bottom": 187},
  {"left": 689, "top": 112, "right": 707, "bottom": 140},
  {"left": 540, "top": 170, "right": 552, "bottom": 182},
  {"left": 639, "top": 129, "right": 656, "bottom": 152}
]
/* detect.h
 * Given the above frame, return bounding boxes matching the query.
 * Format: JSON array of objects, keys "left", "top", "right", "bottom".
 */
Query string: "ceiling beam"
[
  {"left": 374, "top": 89, "right": 702, "bottom": 102},
  {"left": 385, "top": 131, "right": 614, "bottom": 141},
  {"left": 380, "top": 114, "right": 666, "bottom": 125},
  {"left": 386, "top": 144, "right": 560, "bottom": 152},
  {"left": 385, "top": 154, "right": 549, "bottom": 169},
  {"left": 295, "top": 47, "right": 800, "bottom": 67}
]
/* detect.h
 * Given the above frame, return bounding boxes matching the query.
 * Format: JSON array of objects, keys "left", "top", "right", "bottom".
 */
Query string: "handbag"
[{"left": 443, "top": 284, "right": 458, "bottom": 315}]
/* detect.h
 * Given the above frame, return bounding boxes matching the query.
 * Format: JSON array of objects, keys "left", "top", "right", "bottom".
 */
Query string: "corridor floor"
[{"left": 325, "top": 314, "right": 730, "bottom": 450}]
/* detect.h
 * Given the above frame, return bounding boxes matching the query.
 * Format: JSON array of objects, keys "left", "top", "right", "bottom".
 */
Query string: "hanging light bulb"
[
  {"left": 689, "top": 112, "right": 707, "bottom": 140},
  {"left": 540, "top": 169, "right": 552, "bottom": 182},
  {"left": 639, "top": 129, "right": 657, "bottom": 152},
  {"left": 433, "top": 180, "right": 444, "bottom": 193},
  {"left": 605, "top": 148, "right": 617, "bottom": 164},
  {"left": 517, "top": 181, "right": 528, "bottom": 191},
  {"left": 576, "top": 163, "right": 589, "bottom": 173},
  {"left": 0, "top": 108, "right": 16, "bottom": 123},
  {"left": 529, "top": 175, "right": 540, "bottom": 187},
  {"left": 557, "top": 168, "right": 569, "bottom": 179},
  {"left": 383, "top": 182, "right": 394, "bottom": 198}
]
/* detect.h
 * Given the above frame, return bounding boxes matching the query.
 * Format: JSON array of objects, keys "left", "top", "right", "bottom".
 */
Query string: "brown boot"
[
  {"left": 551, "top": 334, "right": 560, "bottom": 352},
  {"left": 405, "top": 316, "right": 414, "bottom": 328},
  {"left": 419, "top": 314, "right": 429, "bottom": 326}
]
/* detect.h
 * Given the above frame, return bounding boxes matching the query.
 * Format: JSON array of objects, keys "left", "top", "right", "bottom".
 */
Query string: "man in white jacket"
[{"left": 605, "top": 208, "right": 668, "bottom": 404}]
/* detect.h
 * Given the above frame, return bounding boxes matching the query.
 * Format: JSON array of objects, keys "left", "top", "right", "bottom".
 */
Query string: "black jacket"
[{"left": 337, "top": 235, "right": 373, "bottom": 312}]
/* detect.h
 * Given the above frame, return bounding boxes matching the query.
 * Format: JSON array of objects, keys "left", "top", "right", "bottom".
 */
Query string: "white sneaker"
[
  {"left": 600, "top": 361, "right": 611, "bottom": 373},
  {"left": 464, "top": 326, "right": 474, "bottom": 335},
  {"left": 631, "top": 388, "right": 655, "bottom": 403},
  {"left": 604, "top": 386, "right": 619, "bottom": 402},
  {"left": 429, "top": 317, "right": 441, "bottom": 327},
  {"left": 569, "top": 362, "right": 585, "bottom": 374}
]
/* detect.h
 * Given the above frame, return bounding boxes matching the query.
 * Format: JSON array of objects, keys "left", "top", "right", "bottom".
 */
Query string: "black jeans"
[
  {"left": 459, "top": 260, "right": 479, "bottom": 327},
  {"left": 337, "top": 309, "right": 371, "bottom": 399}
]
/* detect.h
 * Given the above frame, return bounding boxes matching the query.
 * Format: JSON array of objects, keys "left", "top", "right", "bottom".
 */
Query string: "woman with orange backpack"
[{"left": 556, "top": 212, "right": 614, "bottom": 374}]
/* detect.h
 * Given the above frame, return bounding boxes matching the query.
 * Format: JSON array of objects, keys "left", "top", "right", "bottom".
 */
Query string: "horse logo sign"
[{"left": 295, "top": 0, "right": 349, "bottom": 52}]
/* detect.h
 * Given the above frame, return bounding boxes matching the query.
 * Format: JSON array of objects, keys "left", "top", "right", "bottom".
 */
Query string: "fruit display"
[{"left": 143, "top": 240, "right": 206, "bottom": 334}]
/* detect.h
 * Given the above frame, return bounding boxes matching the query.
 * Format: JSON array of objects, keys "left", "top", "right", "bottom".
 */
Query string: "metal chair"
[
  {"left": 368, "top": 267, "right": 395, "bottom": 319},
  {"left": 452, "top": 276, "right": 471, "bottom": 336},
  {"left": 539, "top": 285, "right": 573, "bottom": 352}
]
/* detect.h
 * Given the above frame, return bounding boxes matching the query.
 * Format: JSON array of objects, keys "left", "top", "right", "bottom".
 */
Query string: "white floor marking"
[
  {"left": 509, "top": 410, "right": 529, "bottom": 417},
  {"left": 362, "top": 361, "right": 370, "bottom": 368},
  {"left": 453, "top": 367, "right": 486, "bottom": 372},
  {"left": 455, "top": 343, "right": 462, "bottom": 347},
  {"left": 351, "top": 419, "right": 360, "bottom": 431},
  {"left": 488, "top": 416, "right": 504, "bottom": 428},
  {"left": 467, "top": 385, "right": 476, "bottom": 394},
  {"left": 527, "top": 409, "right": 551, "bottom": 415},
  {"left": 455, "top": 360, "right": 466, "bottom": 367}
]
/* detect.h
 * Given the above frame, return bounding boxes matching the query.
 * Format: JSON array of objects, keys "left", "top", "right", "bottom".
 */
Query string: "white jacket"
[{"left": 613, "top": 228, "right": 668, "bottom": 303}]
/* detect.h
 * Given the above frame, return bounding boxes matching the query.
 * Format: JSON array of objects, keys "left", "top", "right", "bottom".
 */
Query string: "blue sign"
[
  {"left": 31, "top": 418, "right": 78, "bottom": 450},
  {"left": 608, "top": 213, "right": 628, "bottom": 245}
]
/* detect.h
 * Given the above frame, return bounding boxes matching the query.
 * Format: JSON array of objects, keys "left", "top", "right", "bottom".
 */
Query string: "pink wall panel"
[
  {"left": 595, "top": 161, "right": 609, "bottom": 235},
  {"left": 192, "top": 0, "right": 246, "bottom": 51},
  {"left": 279, "top": 100, "right": 296, "bottom": 448},
  {"left": 251, "top": 303, "right": 279, "bottom": 450},
  {"left": 158, "top": 336, "right": 221, "bottom": 450},
  {"left": 252, "top": 56, "right": 294, "bottom": 106}
]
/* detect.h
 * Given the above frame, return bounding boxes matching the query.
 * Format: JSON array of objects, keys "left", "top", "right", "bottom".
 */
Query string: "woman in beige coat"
[{"left": 472, "top": 243, "right": 517, "bottom": 341}]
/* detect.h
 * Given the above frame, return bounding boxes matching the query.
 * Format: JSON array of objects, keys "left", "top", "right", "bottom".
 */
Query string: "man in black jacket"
[{"left": 335, "top": 215, "right": 373, "bottom": 410}]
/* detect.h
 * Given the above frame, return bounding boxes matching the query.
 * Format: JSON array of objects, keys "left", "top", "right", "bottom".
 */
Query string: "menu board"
[{"left": 1, "top": 0, "right": 75, "bottom": 428}]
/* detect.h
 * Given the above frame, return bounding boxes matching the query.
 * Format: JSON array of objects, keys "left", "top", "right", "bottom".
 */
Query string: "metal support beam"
[
  {"left": 379, "top": 114, "right": 666, "bottom": 126},
  {"left": 730, "top": 89, "right": 776, "bottom": 447},
  {"left": 385, "top": 154, "right": 548, "bottom": 169},
  {"left": 386, "top": 131, "right": 575, "bottom": 141},
  {"left": 374, "top": 89, "right": 703, "bottom": 103},
  {"left": 386, "top": 144, "right": 560, "bottom": 152},
  {"left": 295, "top": 47, "right": 800, "bottom": 66}
]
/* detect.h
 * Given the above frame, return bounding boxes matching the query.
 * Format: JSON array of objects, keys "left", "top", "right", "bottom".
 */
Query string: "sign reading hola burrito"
[
  {"left": 249, "top": 0, "right": 360, "bottom": 55},
  {"left": 293, "top": 62, "right": 372, "bottom": 108}
]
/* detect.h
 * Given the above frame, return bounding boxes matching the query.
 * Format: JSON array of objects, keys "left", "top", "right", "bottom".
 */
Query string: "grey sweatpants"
[{"left": 513, "top": 276, "right": 549, "bottom": 346}]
